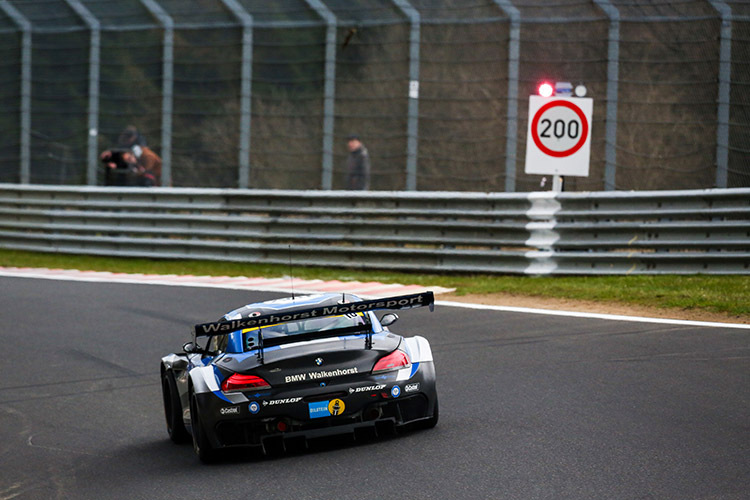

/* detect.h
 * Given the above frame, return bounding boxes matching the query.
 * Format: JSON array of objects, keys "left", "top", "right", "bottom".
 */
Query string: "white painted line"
[{"left": 436, "top": 300, "right": 750, "bottom": 331}]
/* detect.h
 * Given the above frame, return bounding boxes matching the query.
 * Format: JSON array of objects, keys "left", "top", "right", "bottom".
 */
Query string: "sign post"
[{"left": 525, "top": 95, "right": 593, "bottom": 191}]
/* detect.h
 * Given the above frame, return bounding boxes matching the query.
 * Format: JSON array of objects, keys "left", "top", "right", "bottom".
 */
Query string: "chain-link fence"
[{"left": 0, "top": 0, "right": 747, "bottom": 192}]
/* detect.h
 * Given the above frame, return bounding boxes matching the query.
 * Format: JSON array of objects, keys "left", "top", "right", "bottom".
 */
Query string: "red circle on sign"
[{"left": 531, "top": 100, "right": 589, "bottom": 158}]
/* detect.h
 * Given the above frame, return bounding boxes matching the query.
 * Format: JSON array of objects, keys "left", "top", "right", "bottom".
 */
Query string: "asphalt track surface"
[{"left": 1, "top": 277, "right": 748, "bottom": 500}]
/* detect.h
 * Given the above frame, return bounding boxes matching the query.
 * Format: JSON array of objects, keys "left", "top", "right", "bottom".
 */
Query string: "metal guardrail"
[{"left": 0, "top": 184, "right": 748, "bottom": 275}]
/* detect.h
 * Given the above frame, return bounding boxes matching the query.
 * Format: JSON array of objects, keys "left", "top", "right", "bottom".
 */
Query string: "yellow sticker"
[{"left": 328, "top": 398, "right": 345, "bottom": 416}]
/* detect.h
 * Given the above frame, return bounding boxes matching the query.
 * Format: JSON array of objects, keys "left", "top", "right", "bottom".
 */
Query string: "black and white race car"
[{"left": 160, "top": 291, "right": 438, "bottom": 462}]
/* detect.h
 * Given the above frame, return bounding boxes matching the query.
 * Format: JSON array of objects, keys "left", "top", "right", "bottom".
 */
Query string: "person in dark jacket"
[
  {"left": 345, "top": 134, "right": 370, "bottom": 190},
  {"left": 100, "top": 125, "right": 162, "bottom": 186}
]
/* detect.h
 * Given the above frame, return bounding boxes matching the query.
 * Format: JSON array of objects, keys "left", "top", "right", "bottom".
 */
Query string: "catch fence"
[{"left": 0, "top": 0, "right": 748, "bottom": 192}]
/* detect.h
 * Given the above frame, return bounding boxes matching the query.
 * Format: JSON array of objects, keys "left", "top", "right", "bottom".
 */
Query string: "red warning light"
[{"left": 538, "top": 82, "right": 554, "bottom": 98}]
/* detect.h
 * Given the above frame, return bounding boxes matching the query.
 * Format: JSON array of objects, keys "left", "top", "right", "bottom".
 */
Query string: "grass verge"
[{"left": 0, "top": 249, "right": 747, "bottom": 318}]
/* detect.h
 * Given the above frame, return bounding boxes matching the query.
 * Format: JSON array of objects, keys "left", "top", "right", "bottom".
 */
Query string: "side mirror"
[
  {"left": 184, "top": 342, "right": 216, "bottom": 356},
  {"left": 380, "top": 313, "right": 399, "bottom": 327},
  {"left": 183, "top": 342, "right": 199, "bottom": 354}
]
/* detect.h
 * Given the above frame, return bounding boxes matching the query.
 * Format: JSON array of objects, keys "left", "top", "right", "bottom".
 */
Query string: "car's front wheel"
[{"left": 189, "top": 390, "right": 220, "bottom": 463}]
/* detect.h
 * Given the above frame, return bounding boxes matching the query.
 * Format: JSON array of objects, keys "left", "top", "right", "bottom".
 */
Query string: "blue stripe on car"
[{"left": 212, "top": 390, "right": 232, "bottom": 403}]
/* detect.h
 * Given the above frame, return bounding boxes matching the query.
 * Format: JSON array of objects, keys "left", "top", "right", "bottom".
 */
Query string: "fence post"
[
  {"left": 494, "top": 1, "right": 520, "bottom": 193},
  {"left": 140, "top": 0, "right": 173, "bottom": 187},
  {"left": 306, "top": 0, "right": 337, "bottom": 190},
  {"left": 708, "top": 1, "right": 732, "bottom": 188},
  {"left": 0, "top": 1, "right": 31, "bottom": 184},
  {"left": 221, "top": 0, "right": 254, "bottom": 189},
  {"left": 593, "top": 0, "right": 620, "bottom": 191},
  {"left": 392, "top": 0, "right": 420, "bottom": 191},
  {"left": 65, "top": 0, "right": 100, "bottom": 186}
]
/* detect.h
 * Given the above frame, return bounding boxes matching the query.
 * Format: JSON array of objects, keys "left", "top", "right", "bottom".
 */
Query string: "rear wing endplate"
[{"left": 193, "top": 291, "right": 434, "bottom": 338}]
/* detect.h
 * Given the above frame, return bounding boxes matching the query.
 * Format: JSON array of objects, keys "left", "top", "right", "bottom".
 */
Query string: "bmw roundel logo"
[
  {"left": 391, "top": 385, "right": 401, "bottom": 398},
  {"left": 315, "top": 358, "right": 323, "bottom": 366},
  {"left": 248, "top": 401, "right": 260, "bottom": 414}
]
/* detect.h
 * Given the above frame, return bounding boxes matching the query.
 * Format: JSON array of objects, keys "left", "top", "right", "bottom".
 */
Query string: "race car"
[{"left": 160, "top": 291, "right": 438, "bottom": 462}]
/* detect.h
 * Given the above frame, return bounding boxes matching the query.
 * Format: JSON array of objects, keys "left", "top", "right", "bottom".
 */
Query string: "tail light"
[
  {"left": 372, "top": 350, "right": 410, "bottom": 373},
  {"left": 221, "top": 373, "right": 271, "bottom": 392}
]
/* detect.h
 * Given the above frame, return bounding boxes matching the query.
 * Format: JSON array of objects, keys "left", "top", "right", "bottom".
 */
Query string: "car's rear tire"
[
  {"left": 162, "top": 370, "right": 190, "bottom": 444},
  {"left": 189, "top": 391, "right": 220, "bottom": 463},
  {"left": 420, "top": 395, "right": 439, "bottom": 429}
]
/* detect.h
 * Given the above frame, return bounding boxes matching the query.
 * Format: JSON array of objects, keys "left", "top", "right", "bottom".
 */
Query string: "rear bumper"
[
  {"left": 215, "top": 393, "right": 431, "bottom": 451},
  {"left": 192, "top": 363, "right": 437, "bottom": 453}
]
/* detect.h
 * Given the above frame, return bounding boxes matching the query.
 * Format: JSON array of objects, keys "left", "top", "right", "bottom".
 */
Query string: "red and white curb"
[{"left": 0, "top": 266, "right": 455, "bottom": 298}]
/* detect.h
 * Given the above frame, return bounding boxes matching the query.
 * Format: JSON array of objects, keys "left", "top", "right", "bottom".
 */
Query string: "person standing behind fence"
[
  {"left": 345, "top": 134, "right": 370, "bottom": 190},
  {"left": 101, "top": 125, "right": 162, "bottom": 186}
]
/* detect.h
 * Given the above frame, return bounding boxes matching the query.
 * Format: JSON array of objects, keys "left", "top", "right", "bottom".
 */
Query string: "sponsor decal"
[
  {"left": 220, "top": 406, "right": 240, "bottom": 415},
  {"left": 309, "top": 401, "right": 330, "bottom": 419},
  {"left": 404, "top": 383, "right": 420, "bottom": 393},
  {"left": 391, "top": 385, "right": 401, "bottom": 398},
  {"left": 315, "top": 357, "right": 323, "bottom": 366},
  {"left": 248, "top": 401, "right": 260, "bottom": 414},
  {"left": 328, "top": 399, "right": 345, "bottom": 416},
  {"left": 348, "top": 384, "right": 386, "bottom": 394},
  {"left": 262, "top": 397, "right": 303, "bottom": 406},
  {"left": 285, "top": 367, "right": 359, "bottom": 384},
  {"left": 195, "top": 292, "right": 433, "bottom": 336}
]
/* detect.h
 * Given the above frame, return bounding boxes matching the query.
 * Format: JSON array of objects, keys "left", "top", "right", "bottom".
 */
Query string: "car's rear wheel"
[
  {"left": 162, "top": 370, "right": 190, "bottom": 444},
  {"left": 420, "top": 395, "right": 439, "bottom": 429},
  {"left": 189, "top": 391, "right": 220, "bottom": 463}
]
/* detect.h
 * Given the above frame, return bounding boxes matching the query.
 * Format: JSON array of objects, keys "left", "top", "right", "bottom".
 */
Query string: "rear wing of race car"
[{"left": 193, "top": 291, "right": 434, "bottom": 361}]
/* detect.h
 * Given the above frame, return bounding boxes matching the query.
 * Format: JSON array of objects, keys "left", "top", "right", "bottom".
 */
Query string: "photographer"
[{"left": 100, "top": 126, "right": 162, "bottom": 186}]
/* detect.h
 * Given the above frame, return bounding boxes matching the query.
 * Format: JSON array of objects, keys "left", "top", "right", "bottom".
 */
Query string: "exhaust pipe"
[{"left": 364, "top": 406, "right": 382, "bottom": 421}]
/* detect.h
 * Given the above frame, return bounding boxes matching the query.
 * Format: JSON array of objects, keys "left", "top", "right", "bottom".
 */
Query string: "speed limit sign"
[{"left": 524, "top": 95, "right": 593, "bottom": 177}]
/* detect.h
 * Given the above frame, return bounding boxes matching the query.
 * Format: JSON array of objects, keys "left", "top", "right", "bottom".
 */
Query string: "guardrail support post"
[
  {"left": 221, "top": 0, "right": 254, "bottom": 189},
  {"left": 494, "top": 1, "right": 520, "bottom": 193},
  {"left": 140, "top": 0, "right": 173, "bottom": 187},
  {"left": 65, "top": 0, "right": 101, "bottom": 186},
  {"left": 392, "top": 0, "right": 420, "bottom": 191},
  {"left": 306, "top": 1, "right": 337, "bottom": 190},
  {"left": 0, "top": 1, "right": 31, "bottom": 184}
]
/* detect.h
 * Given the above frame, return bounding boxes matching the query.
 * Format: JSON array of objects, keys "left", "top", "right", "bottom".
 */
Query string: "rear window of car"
[{"left": 242, "top": 313, "right": 370, "bottom": 351}]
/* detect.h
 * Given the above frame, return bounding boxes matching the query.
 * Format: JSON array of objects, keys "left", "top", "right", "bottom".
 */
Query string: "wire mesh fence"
[{"left": 0, "top": 0, "right": 747, "bottom": 192}]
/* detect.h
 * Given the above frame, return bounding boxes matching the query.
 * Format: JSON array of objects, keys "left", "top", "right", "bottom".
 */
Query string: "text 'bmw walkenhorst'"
[{"left": 160, "top": 291, "right": 438, "bottom": 462}]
